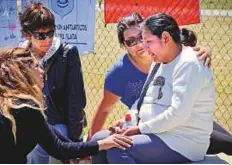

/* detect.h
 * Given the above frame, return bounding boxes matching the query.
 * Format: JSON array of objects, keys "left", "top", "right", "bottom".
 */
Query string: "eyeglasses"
[
  {"left": 28, "top": 30, "right": 55, "bottom": 40},
  {"left": 124, "top": 35, "right": 143, "bottom": 47}
]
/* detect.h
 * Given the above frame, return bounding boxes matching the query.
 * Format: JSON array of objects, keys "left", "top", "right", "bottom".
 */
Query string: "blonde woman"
[{"left": 0, "top": 48, "right": 132, "bottom": 164}]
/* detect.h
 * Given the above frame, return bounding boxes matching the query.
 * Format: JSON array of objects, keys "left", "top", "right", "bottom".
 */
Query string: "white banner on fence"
[
  {"left": 20, "top": 0, "right": 96, "bottom": 55},
  {"left": 0, "top": 0, "right": 21, "bottom": 48}
]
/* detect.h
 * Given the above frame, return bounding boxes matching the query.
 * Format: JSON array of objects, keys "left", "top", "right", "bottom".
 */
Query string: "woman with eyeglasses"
[
  {"left": 19, "top": 2, "right": 87, "bottom": 163},
  {"left": 0, "top": 48, "right": 133, "bottom": 164},
  {"left": 89, "top": 13, "right": 211, "bottom": 139},
  {"left": 89, "top": 13, "right": 232, "bottom": 163}
]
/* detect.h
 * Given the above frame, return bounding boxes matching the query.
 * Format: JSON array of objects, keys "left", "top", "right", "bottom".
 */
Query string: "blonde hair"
[{"left": 0, "top": 48, "right": 45, "bottom": 143}]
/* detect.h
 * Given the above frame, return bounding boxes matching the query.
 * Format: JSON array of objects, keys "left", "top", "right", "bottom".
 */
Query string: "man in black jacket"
[{"left": 19, "top": 2, "right": 86, "bottom": 163}]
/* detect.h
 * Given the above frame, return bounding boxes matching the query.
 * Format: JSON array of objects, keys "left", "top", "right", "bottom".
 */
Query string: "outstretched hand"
[{"left": 97, "top": 134, "right": 133, "bottom": 151}]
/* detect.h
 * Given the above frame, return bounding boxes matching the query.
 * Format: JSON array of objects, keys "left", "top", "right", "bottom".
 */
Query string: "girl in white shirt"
[{"left": 106, "top": 13, "right": 215, "bottom": 163}]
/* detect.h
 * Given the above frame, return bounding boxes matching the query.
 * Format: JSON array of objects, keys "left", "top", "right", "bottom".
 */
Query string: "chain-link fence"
[{"left": 81, "top": 0, "right": 232, "bottom": 133}]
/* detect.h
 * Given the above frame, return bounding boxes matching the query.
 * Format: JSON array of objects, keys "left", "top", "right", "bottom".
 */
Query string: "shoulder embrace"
[{"left": 180, "top": 47, "right": 203, "bottom": 66}]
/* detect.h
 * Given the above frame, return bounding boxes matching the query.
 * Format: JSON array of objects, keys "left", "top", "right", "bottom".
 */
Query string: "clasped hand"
[{"left": 109, "top": 120, "right": 141, "bottom": 136}]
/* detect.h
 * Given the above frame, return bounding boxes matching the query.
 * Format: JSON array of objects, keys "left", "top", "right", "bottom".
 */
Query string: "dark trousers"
[
  {"left": 207, "top": 121, "right": 232, "bottom": 155},
  {"left": 91, "top": 130, "right": 190, "bottom": 164}
]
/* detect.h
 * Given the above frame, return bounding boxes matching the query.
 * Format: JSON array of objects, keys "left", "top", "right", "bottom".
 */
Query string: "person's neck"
[
  {"left": 164, "top": 44, "right": 182, "bottom": 64},
  {"left": 128, "top": 54, "right": 152, "bottom": 74},
  {"left": 31, "top": 46, "right": 46, "bottom": 58}
]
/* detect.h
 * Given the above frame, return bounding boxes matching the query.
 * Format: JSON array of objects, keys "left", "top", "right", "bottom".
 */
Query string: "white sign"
[
  {"left": 21, "top": 0, "right": 96, "bottom": 55},
  {"left": 0, "top": 0, "right": 21, "bottom": 48}
]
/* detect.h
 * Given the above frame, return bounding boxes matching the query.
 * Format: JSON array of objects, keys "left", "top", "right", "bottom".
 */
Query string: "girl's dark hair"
[
  {"left": 144, "top": 14, "right": 197, "bottom": 47},
  {"left": 180, "top": 28, "right": 197, "bottom": 47},
  {"left": 117, "top": 13, "right": 144, "bottom": 46},
  {"left": 19, "top": 2, "right": 55, "bottom": 33}
]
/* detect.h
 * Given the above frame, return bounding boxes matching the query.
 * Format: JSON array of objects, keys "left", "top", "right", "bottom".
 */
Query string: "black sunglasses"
[
  {"left": 124, "top": 35, "right": 143, "bottom": 47},
  {"left": 28, "top": 30, "right": 55, "bottom": 40}
]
